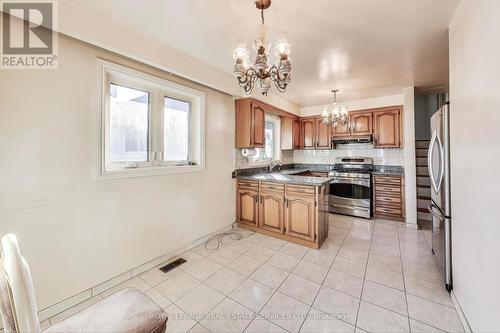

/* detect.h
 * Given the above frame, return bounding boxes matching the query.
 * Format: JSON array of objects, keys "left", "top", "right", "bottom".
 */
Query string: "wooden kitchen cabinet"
[
  {"left": 350, "top": 112, "right": 373, "bottom": 136},
  {"left": 281, "top": 117, "right": 300, "bottom": 150},
  {"left": 236, "top": 180, "right": 259, "bottom": 227},
  {"left": 332, "top": 119, "right": 350, "bottom": 137},
  {"left": 315, "top": 118, "right": 332, "bottom": 149},
  {"left": 259, "top": 183, "right": 285, "bottom": 234},
  {"left": 373, "top": 108, "right": 401, "bottom": 148},
  {"left": 235, "top": 99, "right": 265, "bottom": 148},
  {"left": 285, "top": 189, "right": 316, "bottom": 242},
  {"left": 300, "top": 118, "right": 316, "bottom": 149},
  {"left": 373, "top": 175, "right": 405, "bottom": 219}
]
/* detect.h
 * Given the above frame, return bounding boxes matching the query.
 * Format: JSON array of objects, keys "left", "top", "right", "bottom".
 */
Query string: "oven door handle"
[{"left": 330, "top": 178, "right": 370, "bottom": 187}]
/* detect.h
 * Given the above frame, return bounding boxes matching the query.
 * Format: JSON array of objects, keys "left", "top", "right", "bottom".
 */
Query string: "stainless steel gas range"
[{"left": 328, "top": 157, "right": 373, "bottom": 219}]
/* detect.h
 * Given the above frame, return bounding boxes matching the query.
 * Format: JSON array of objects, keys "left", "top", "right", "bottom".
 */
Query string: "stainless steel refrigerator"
[{"left": 428, "top": 102, "right": 452, "bottom": 291}]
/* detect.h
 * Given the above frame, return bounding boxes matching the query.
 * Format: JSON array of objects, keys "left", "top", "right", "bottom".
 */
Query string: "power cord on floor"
[{"left": 204, "top": 228, "right": 255, "bottom": 250}]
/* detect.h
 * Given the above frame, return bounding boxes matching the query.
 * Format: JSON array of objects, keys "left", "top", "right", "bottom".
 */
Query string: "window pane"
[
  {"left": 164, "top": 97, "right": 190, "bottom": 162},
  {"left": 109, "top": 84, "right": 149, "bottom": 162},
  {"left": 265, "top": 121, "right": 274, "bottom": 159}
]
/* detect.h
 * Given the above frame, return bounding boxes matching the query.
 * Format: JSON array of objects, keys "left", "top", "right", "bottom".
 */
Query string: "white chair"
[{"left": 0, "top": 234, "right": 167, "bottom": 333}]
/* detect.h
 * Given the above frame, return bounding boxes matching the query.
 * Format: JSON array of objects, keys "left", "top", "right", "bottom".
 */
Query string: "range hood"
[{"left": 331, "top": 135, "right": 372, "bottom": 144}]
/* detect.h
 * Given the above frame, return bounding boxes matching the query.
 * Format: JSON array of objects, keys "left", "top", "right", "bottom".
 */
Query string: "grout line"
[{"left": 396, "top": 218, "right": 412, "bottom": 332}]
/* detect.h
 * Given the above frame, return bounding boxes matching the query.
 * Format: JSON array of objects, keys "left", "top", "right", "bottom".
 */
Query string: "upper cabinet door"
[
  {"left": 351, "top": 112, "right": 373, "bottom": 136},
  {"left": 315, "top": 118, "right": 331, "bottom": 149},
  {"left": 252, "top": 104, "right": 265, "bottom": 147},
  {"left": 332, "top": 118, "right": 351, "bottom": 137},
  {"left": 373, "top": 108, "right": 401, "bottom": 148},
  {"left": 301, "top": 119, "right": 316, "bottom": 149},
  {"left": 280, "top": 117, "right": 294, "bottom": 150},
  {"left": 293, "top": 118, "right": 301, "bottom": 149}
]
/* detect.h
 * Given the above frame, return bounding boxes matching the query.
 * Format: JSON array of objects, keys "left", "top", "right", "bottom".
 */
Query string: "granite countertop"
[
  {"left": 237, "top": 169, "right": 332, "bottom": 186},
  {"left": 371, "top": 165, "right": 405, "bottom": 176}
]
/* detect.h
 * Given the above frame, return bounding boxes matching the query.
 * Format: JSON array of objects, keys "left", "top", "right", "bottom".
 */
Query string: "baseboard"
[
  {"left": 37, "top": 223, "right": 234, "bottom": 321},
  {"left": 404, "top": 222, "right": 420, "bottom": 230},
  {"left": 451, "top": 290, "right": 472, "bottom": 333}
]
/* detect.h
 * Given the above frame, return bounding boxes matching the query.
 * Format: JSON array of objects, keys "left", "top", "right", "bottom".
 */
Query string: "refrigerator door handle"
[
  {"left": 428, "top": 203, "right": 445, "bottom": 220},
  {"left": 428, "top": 130, "right": 445, "bottom": 194}
]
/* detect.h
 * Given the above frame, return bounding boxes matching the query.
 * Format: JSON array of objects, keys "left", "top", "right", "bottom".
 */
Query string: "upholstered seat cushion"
[{"left": 44, "top": 288, "right": 167, "bottom": 333}]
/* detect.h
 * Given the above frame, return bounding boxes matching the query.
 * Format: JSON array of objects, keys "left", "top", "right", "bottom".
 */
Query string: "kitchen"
[{"left": 1, "top": 1, "right": 499, "bottom": 333}]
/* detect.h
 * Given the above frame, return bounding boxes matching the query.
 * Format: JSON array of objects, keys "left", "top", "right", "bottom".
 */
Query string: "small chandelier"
[
  {"left": 232, "top": 0, "right": 292, "bottom": 96},
  {"left": 322, "top": 89, "right": 348, "bottom": 127}
]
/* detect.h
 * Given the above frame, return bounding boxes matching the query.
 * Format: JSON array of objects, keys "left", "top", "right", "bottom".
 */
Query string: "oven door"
[{"left": 329, "top": 177, "right": 371, "bottom": 217}]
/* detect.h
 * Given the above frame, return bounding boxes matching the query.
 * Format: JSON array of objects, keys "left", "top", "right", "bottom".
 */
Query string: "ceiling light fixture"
[
  {"left": 322, "top": 89, "right": 348, "bottom": 127},
  {"left": 232, "top": 0, "right": 292, "bottom": 96}
]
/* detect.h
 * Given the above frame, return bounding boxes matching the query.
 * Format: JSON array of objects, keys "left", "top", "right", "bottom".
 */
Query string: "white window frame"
[
  {"left": 251, "top": 113, "right": 281, "bottom": 165},
  {"left": 96, "top": 59, "right": 205, "bottom": 179}
]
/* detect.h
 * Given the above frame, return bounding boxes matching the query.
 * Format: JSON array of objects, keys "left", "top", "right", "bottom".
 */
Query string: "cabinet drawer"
[
  {"left": 374, "top": 176, "right": 401, "bottom": 185},
  {"left": 237, "top": 179, "right": 259, "bottom": 189},
  {"left": 375, "top": 206, "right": 402, "bottom": 216},
  {"left": 376, "top": 195, "right": 401, "bottom": 205},
  {"left": 375, "top": 185, "right": 401, "bottom": 194},
  {"left": 286, "top": 185, "right": 315, "bottom": 195},
  {"left": 261, "top": 182, "right": 285, "bottom": 192}
]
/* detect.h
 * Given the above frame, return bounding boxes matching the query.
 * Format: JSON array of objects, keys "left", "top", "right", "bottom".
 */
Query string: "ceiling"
[{"left": 67, "top": 0, "right": 460, "bottom": 107}]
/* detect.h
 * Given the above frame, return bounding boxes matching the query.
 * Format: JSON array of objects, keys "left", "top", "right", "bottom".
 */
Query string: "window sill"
[{"left": 96, "top": 164, "right": 205, "bottom": 180}]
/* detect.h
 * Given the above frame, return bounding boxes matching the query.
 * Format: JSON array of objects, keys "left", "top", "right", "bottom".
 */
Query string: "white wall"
[
  {"left": 402, "top": 87, "right": 417, "bottom": 228},
  {"left": 449, "top": 1, "right": 500, "bottom": 331},
  {"left": 0, "top": 34, "right": 235, "bottom": 310}
]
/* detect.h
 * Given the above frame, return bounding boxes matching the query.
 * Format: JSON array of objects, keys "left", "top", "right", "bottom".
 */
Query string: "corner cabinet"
[
  {"left": 373, "top": 108, "right": 401, "bottom": 148},
  {"left": 236, "top": 179, "right": 329, "bottom": 249}
]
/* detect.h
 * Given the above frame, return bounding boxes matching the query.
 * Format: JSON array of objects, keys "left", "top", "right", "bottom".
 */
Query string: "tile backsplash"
[{"left": 235, "top": 144, "right": 403, "bottom": 169}]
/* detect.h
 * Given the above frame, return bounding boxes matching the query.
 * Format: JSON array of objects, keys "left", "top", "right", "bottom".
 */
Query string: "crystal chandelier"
[
  {"left": 232, "top": 0, "right": 292, "bottom": 96},
  {"left": 322, "top": 89, "right": 348, "bottom": 127}
]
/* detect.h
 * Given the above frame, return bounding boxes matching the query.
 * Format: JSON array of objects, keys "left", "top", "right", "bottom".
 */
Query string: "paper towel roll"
[{"left": 241, "top": 148, "right": 257, "bottom": 157}]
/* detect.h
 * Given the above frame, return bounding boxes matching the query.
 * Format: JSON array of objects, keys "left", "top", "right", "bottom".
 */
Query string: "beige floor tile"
[
  {"left": 230, "top": 278, "right": 275, "bottom": 312},
  {"left": 101, "top": 276, "right": 150, "bottom": 298},
  {"left": 176, "top": 284, "right": 225, "bottom": 320},
  {"left": 49, "top": 295, "right": 103, "bottom": 324},
  {"left": 302, "top": 249, "right": 336, "bottom": 268},
  {"left": 278, "top": 242, "right": 310, "bottom": 259},
  {"left": 368, "top": 253, "right": 402, "bottom": 273},
  {"left": 406, "top": 294, "right": 464, "bottom": 332},
  {"left": 312, "top": 286, "right": 359, "bottom": 325},
  {"left": 409, "top": 319, "right": 446, "bottom": 333},
  {"left": 208, "top": 247, "right": 241, "bottom": 265},
  {"left": 244, "top": 316, "right": 287, "bottom": 333},
  {"left": 356, "top": 301, "right": 409, "bottom": 333},
  {"left": 205, "top": 267, "right": 246, "bottom": 295},
  {"left": 227, "top": 255, "right": 264, "bottom": 277},
  {"left": 321, "top": 239, "right": 342, "bottom": 255},
  {"left": 403, "top": 262, "right": 442, "bottom": 284},
  {"left": 251, "top": 263, "right": 289, "bottom": 289},
  {"left": 331, "top": 257, "right": 366, "bottom": 279},
  {"left": 323, "top": 270, "right": 363, "bottom": 298},
  {"left": 292, "top": 260, "right": 329, "bottom": 284},
  {"left": 225, "top": 239, "right": 255, "bottom": 254},
  {"left": 370, "top": 243, "right": 400, "bottom": 256},
  {"left": 260, "top": 292, "right": 310, "bottom": 333},
  {"left": 259, "top": 237, "right": 287, "bottom": 251},
  {"left": 361, "top": 280, "right": 407, "bottom": 315},
  {"left": 156, "top": 271, "right": 200, "bottom": 302},
  {"left": 201, "top": 298, "right": 256, "bottom": 333},
  {"left": 145, "top": 287, "right": 171, "bottom": 309},
  {"left": 183, "top": 258, "right": 223, "bottom": 281},
  {"left": 267, "top": 252, "right": 301, "bottom": 272},
  {"left": 176, "top": 251, "right": 204, "bottom": 269},
  {"left": 189, "top": 323, "right": 211, "bottom": 333},
  {"left": 246, "top": 233, "right": 268, "bottom": 244},
  {"left": 164, "top": 304, "right": 197, "bottom": 333},
  {"left": 337, "top": 246, "right": 369, "bottom": 263},
  {"left": 278, "top": 274, "right": 321, "bottom": 305},
  {"left": 365, "top": 265, "right": 405, "bottom": 291},
  {"left": 300, "top": 308, "right": 355, "bottom": 333},
  {"left": 189, "top": 243, "right": 218, "bottom": 257},
  {"left": 246, "top": 245, "right": 277, "bottom": 262},
  {"left": 405, "top": 275, "right": 453, "bottom": 307}
]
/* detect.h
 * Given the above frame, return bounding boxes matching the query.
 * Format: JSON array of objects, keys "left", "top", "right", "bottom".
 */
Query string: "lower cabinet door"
[
  {"left": 259, "top": 191, "right": 284, "bottom": 233},
  {"left": 237, "top": 189, "right": 258, "bottom": 227},
  {"left": 285, "top": 194, "right": 315, "bottom": 241}
]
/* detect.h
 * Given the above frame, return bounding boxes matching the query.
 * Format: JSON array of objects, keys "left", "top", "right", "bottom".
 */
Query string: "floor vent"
[{"left": 159, "top": 258, "right": 187, "bottom": 273}]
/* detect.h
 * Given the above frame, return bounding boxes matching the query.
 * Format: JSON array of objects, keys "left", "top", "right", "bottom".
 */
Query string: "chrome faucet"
[{"left": 268, "top": 160, "right": 281, "bottom": 172}]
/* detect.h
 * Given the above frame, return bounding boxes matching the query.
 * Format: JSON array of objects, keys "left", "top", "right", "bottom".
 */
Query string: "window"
[
  {"left": 253, "top": 113, "right": 281, "bottom": 163},
  {"left": 98, "top": 60, "right": 205, "bottom": 179}
]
